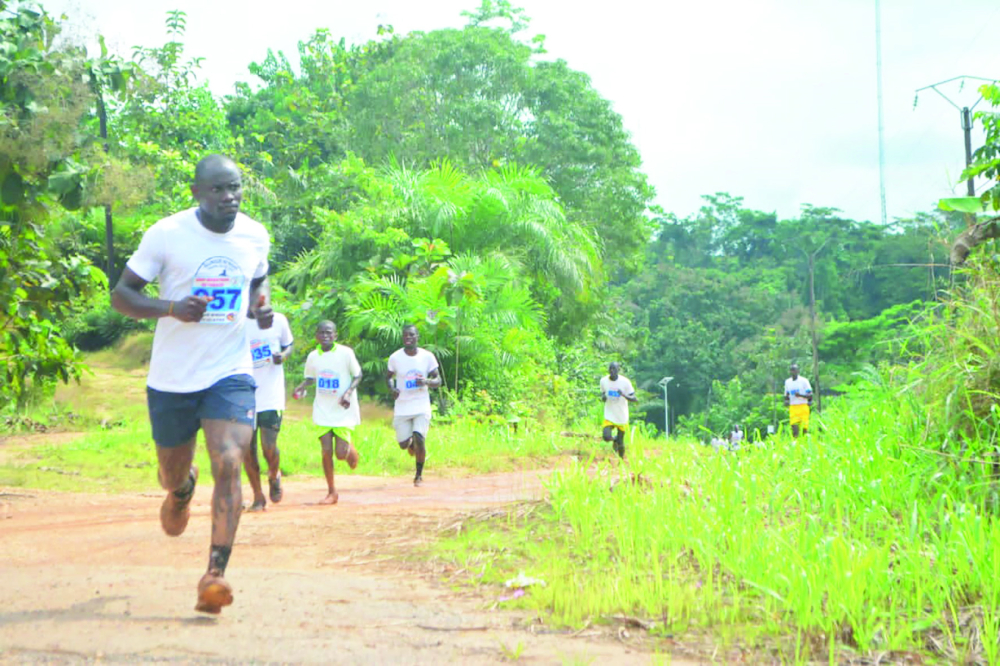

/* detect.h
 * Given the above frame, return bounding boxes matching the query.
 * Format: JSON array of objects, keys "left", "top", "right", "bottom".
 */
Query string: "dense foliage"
[{"left": 4, "top": 0, "right": 998, "bottom": 439}]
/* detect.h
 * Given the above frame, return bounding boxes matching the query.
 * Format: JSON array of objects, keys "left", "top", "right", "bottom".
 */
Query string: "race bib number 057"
[{"left": 193, "top": 257, "right": 245, "bottom": 325}]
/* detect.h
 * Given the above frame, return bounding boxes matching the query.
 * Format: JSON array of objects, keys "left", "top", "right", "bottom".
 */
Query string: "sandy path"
[{"left": 0, "top": 472, "right": 664, "bottom": 664}]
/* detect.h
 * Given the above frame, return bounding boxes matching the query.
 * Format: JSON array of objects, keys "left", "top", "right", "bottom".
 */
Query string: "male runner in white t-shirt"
[
  {"left": 292, "top": 321, "right": 362, "bottom": 505},
  {"left": 783, "top": 363, "right": 813, "bottom": 437},
  {"left": 386, "top": 324, "right": 441, "bottom": 487},
  {"left": 112, "top": 155, "right": 271, "bottom": 615},
  {"left": 244, "top": 309, "right": 294, "bottom": 512},
  {"left": 600, "top": 362, "right": 637, "bottom": 459}
]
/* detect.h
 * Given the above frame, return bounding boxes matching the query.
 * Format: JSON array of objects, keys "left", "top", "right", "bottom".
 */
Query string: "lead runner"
[{"left": 112, "top": 154, "right": 272, "bottom": 614}]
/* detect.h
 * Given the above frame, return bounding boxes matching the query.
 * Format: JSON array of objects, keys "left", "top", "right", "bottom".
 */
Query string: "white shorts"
[{"left": 393, "top": 414, "right": 430, "bottom": 442}]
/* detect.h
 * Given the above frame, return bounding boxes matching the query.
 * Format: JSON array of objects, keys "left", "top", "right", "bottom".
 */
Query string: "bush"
[{"left": 65, "top": 301, "right": 152, "bottom": 351}]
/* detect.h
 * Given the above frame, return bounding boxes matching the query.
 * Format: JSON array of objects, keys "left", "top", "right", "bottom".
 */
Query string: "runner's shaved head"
[
  {"left": 317, "top": 320, "right": 336, "bottom": 331},
  {"left": 194, "top": 155, "right": 239, "bottom": 183}
]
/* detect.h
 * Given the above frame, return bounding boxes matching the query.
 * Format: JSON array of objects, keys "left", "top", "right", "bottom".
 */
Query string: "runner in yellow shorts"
[
  {"left": 600, "top": 362, "right": 637, "bottom": 459},
  {"left": 783, "top": 363, "right": 813, "bottom": 437}
]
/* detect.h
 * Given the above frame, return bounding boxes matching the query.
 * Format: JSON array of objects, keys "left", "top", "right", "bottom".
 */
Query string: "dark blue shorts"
[{"left": 147, "top": 374, "right": 256, "bottom": 448}]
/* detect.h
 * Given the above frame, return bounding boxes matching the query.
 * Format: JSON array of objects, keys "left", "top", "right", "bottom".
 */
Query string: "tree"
[{"left": 0, "top": 2, "right": 125, "bottom": 408}]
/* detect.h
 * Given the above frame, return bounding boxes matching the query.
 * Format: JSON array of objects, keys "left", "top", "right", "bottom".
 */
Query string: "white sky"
[{"left": 43, "top": 0, "right": 1000, "bottom": 224}]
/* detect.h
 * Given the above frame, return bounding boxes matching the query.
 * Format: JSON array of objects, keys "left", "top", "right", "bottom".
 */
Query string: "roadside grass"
[
  {"left": 0, "top": 332, "right": 600, "bottom": 492},
  {"left": 436, "top": 400, "right": 1000, "bottom": 664}
]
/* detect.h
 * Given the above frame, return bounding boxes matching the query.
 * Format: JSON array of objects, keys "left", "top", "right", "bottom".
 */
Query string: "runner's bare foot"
[
  {"left": 268, "top": 474, "right": 283, "bottom": 503},
  {"left": 413, "top": 476, "right": 423, "bottom": 488},
  {"left": 160, "top": 467, "right": 198, "bottom": 537},
  {"left": 246, "top": 499, "right": 266, "bottom": 513},
  {"left": 319, "top": 492, "right": 339, "bottom": 505},
  {"left": 195, "top": 571, "right": 233, "bottom": 614},
  {"left": 346, "top": 445, "right": 360, "bottom": 470}
]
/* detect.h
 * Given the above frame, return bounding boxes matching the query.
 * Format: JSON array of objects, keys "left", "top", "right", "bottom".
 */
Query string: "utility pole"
[
  {"left": 658, "top": 376, "right": 674, "bottom": 438},
  {"left": 915, "top": 76, "right": 996, "bottom": 198},
  {"left": 875, "top": 0, "right": 887, "bottom": 224}
]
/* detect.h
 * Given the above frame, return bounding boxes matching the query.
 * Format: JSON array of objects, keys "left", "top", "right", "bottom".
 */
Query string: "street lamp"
[{"left": 658, "top": 376, "right": 674, "bottom": 438}]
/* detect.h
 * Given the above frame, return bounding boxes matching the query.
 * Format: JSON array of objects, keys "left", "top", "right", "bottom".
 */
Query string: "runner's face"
[
  {"left": 608, "top": 363, "right": 619, "bottom": 380},
  {"left": 790, "top": 366, "right": 799, "bottom": 379},
  {"left": 193, "top": 164, "right": 243, "bottom": 225},
  {"left": 315, "top": 324, "right": 336, "bottom": 349},
  {"left": 402, "top": 327, "right": 418, "bottom": 349}
]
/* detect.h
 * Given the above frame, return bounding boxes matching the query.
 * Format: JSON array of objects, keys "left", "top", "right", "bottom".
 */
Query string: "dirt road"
[{"left": 0, "top": 471, "right": 661, "bottom": 664}]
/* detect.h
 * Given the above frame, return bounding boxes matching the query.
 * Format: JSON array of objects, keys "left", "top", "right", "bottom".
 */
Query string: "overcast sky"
[{"left": 43, "top": 0, "right": 1000, "bottom": 224}]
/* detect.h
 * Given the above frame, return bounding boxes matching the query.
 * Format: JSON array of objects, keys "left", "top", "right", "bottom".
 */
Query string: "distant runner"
[
  {"left": 600, "top": 362, "right": 637, "bottom": 460},
  {"left": 111, "top": 154, "right": 271, "bottom": 614},
  {"left": 783, "top": 363, "right": 813, "bottom": 437},
  {"left": 244, "top": 308, "right": 294, "bottom": 512},
  {"left": 386, "top": 325, "right": 441, "bottom": 487},
  {"left": 292, "top": 321, "right": 362, "bottom": 505}
]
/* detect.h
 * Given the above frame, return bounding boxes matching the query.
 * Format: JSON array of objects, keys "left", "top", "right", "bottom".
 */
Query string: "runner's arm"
[
  {"left": 272, "top": 341, "right": 293, "bottom": 365},
  {"left": 112, "top": 267, "right": 210, "bottom": 322},
  {"left": 340, "top": 371, "right": 364, "bottom": 409},
  {"left": 418, "top": 368, "right": 442, "bottom": 389},
  {"left": 249, "top": 276, "right": 273, "bottom": 329},
  {"left": 292, "top": 377, "right": 314, "bottom": 400},
  {"left": 386, "top": 370, "right": 400, "bottom": 400}
]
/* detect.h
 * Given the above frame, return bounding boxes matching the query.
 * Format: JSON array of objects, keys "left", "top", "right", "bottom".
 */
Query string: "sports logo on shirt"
[{"left": 192, "top": 257, "right": 245, "bottom": 325}]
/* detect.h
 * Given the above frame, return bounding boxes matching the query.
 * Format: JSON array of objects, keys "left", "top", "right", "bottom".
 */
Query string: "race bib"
[
  {"left": 608, "top": 389, "right": 621, "bottom": 397},
  {"left": 401, "top": 370, "right": 424, "bottom": 391},
  {"left": 192, "top": 256, "right": 245, "bottom": 325},
  {"left": 250, "top": 340, "right": 272, "bottom": 368},
  {"left": 317, "top": 370, "right": 340, "bottom": 394}
]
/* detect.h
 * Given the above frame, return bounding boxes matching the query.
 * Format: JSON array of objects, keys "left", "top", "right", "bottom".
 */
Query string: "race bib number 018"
[
  {"left": 318, "top": 371, "right": 340, "bottom": 394},
  {"left": 193, "top": 257, "right": 245, "bottom": 325}
]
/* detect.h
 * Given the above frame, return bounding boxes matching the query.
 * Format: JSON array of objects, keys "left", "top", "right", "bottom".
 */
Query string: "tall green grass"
[{"left": 440, "top": 395, "right": 1000, "bottom": 662}]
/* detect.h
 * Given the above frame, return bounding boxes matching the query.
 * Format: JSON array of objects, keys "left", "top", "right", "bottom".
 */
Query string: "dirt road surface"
[{"left": 0, "top": 471, "right": 667, "bottom": 664}]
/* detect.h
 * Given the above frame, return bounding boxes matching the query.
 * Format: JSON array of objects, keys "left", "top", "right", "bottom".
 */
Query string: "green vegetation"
[{"left": 7, "top": 0, "right": 1000, "bottom": 662}]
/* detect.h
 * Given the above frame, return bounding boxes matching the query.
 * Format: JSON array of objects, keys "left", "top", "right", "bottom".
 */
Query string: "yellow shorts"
[
  {"left": 789, "top": 404, "right": 810, "bottom": 429},
  {"left": 321, "top": 426, "right": 353, "bottom": 443},
  {"left": 602, "top": 420, "right": 627, "bottom": 433}
]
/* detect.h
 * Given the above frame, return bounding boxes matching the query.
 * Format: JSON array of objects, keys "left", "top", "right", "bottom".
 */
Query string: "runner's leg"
[
  {"left": 602, "top": 426, "right": 614, "bottom": 442},
  {"left": 613, "top": 427, "right": 626, "bottom": 459},
  {"left": 157, "top": 438, "right": 198, "bottom": 536},
  {"left": 243, "top": 427, "right": 266, "bottom": 511},
  {"left": 412, "top": 430, "right": 426, "bottom": 486},
  {"left": 320, "top": 431, "right": 338, "bottom": 504}
]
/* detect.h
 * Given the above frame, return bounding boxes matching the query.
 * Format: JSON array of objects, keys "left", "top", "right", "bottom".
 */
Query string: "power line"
[
  {"left": 915, "top": 75, "right": 997, "bottom": 197},
  {"left": 875, "top": 0, "right": 887, "bottom": 226}
]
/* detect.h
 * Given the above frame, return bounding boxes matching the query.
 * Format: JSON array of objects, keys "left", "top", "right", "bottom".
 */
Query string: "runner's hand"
[
  {"left": 170, "top": 295, "right": 213, "bottom": 322},
  {"left": 391, "top": 389, "right": 400, "bottom": 400},
  {"left": 339, "top": 391, "right": 352, "bottom": 409},
  {"left": 271, "top": 352, "right": 284, "bottom": 365},
  {"left": 252, "top": 295, "right": 274, "bottom": 329},
  {"left": 293, "top": 387, "right": 305, "bottom": 400}
]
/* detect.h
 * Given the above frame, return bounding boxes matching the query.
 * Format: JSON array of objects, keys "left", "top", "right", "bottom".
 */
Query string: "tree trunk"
[{"left": 808, "top": 253, "right": 821, "bottom": 414}]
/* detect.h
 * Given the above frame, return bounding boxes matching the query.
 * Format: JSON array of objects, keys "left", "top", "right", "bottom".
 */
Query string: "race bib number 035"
[
  {"left": 193, "top": 257, "right": 245, "bottom": 325},
  {"left": 250, "top": 341, "right": 272, "bottom": 368}
]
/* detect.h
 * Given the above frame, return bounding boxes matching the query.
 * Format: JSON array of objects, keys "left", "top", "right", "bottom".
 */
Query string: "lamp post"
[{"left": 658, "top": 376, "right": 674, "bottom": 438}]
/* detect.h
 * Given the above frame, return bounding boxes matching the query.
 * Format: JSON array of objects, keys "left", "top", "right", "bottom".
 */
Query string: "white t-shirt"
[
  {"left": 785, "top": 376, "right": 813, "bottom": 405},
  {"left": 388, "top": 348, "right": 440, "bottom": 417},
  {"left": 126, "top": 209, "right": 270, "bottom": 393},
  {"left": 600, "top": 375, "right": 635, "bottom": 425},
  {"left": 304, "top": 345, "right": 362, "bottom": 428},
  {"left": 248, "top": 313, "right": 293, "bottom": 412}
]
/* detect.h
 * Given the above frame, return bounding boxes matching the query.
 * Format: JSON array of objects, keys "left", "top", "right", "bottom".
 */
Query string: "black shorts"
[
  {"left": 146, "top": 374, "right": 256, "bottom": 448},
  {"left": 256, "top": 410, "right": 283, "bottom": 432}
]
